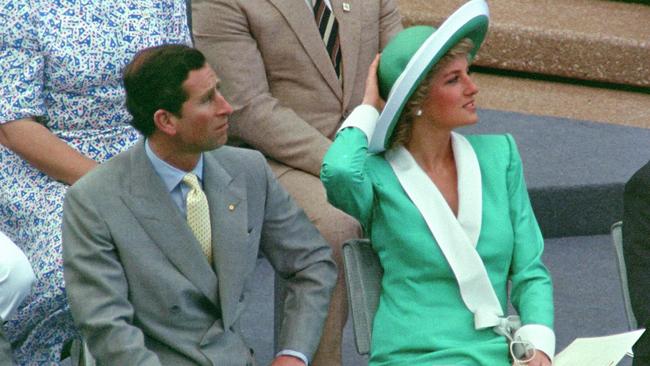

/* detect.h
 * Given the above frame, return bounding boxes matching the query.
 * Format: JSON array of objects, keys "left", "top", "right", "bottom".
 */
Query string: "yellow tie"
[{"left": 183, "top": 173, "right": 212, "bottom": 264}]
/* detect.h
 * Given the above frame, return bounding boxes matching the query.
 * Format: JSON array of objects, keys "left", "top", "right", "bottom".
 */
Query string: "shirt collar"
[{"left": 145, "top": 139, "right": 204, "bottom": 193}]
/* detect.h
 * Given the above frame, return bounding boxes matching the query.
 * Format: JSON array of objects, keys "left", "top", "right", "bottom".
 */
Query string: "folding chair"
[
  {"left": 342, "top": 239, "right": 383, "bottom": 355},
  {"left": 610, "top": 221, "right": 638, "bottom": 331}
]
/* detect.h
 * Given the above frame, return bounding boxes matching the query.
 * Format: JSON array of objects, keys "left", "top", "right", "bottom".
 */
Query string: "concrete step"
[
  {"left": 472, "top": 72, "right": 650, "bottom": 128},
  {"left": 399, "top": 0, "right": 650, "bottom": 88}
]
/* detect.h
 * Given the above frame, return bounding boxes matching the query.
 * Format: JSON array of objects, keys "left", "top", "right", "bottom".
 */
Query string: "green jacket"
[{"left": 321, "top": 127, "right": 554, "bottom": 366}]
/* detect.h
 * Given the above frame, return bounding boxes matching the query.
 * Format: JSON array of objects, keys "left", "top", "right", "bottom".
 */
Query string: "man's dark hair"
[{"left": 123, "top": 44, "right": 206, "bottom": 136}]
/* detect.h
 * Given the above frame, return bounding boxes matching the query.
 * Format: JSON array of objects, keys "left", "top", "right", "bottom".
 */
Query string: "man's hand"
[{"left": 270, "top": 355, "right": 306, "bottom": 366}]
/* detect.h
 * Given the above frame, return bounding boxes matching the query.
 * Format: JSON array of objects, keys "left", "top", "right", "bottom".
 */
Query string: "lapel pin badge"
[
  {"left": 228, "top": 204, "right": 236, "bottom": 211},
  {"left": 342, "top": 2, "right": 351, "bottom": 12}
]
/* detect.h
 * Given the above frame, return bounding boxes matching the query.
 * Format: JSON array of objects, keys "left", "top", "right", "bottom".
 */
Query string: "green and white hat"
[{"left": 369, "top": 0, "right": 489, "bottom": 153}]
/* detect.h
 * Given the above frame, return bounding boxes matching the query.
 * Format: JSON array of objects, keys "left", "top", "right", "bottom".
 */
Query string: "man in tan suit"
[{"left": 192, "top": 0, "right": 402, "bottom": 364}]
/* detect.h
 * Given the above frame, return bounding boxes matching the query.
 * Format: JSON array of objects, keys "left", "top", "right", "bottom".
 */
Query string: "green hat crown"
[{"left": 378, "top": 26, "right": 435, "bottom": 100}]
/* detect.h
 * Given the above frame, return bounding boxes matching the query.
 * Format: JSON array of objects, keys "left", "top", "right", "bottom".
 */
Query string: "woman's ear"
[{"left": 153, "top": 109, "right": 177, "bottom": 136}]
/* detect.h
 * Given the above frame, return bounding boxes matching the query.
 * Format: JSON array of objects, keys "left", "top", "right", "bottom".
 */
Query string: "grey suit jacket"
[
  {"left": 62, "top": 141, "right": 336, "bottom": 366},
  {"left": 192, "top": 0, "right": 402, "bottom": 177}
]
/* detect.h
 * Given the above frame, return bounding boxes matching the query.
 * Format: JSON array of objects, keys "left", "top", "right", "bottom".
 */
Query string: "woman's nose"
[{"left": 464, "top": 75, "right": 479, "bottom": 95}]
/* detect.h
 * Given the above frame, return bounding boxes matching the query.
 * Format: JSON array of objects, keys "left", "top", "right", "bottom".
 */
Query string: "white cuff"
[
  {"left": 276, "top": 349, "right": 308, "bottom": 365},
  {"left": 514, "top": 324, "right": 556, "bottom": 361},
  {"left": 337, "top": 104, "right": 380, "bottom": 141}
]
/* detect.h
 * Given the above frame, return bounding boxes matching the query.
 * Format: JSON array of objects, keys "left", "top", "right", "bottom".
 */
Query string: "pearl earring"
[{"left": 415, "top": 109, "right": 423, "bottom": 117}]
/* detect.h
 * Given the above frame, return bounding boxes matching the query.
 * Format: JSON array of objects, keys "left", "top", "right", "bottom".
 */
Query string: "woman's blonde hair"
[{"left": 389, "top": 38, "right": 475, "bottom": 149}]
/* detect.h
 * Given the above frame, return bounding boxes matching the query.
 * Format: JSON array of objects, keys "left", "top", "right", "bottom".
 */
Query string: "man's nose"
[{"left": 216, "top": 93, "right": 234, "bottom": 115}]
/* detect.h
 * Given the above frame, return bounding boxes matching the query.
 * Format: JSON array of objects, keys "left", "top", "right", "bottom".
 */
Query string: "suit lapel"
[
  {"left": 331, "top": 0, "right": 361, "bottom": 108},
  {"left": 269, "top": 0, "right": 342, "bottom": 100},
  {"left": 121, "top": 141, "right": 220, "bottom": 308},
  {"left": 202, "top": 152, "right": 249, "bottom": 328}
]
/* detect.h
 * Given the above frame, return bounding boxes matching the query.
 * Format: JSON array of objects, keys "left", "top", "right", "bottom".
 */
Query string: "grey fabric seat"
[{"left": 342, "top": 239, "right": 383, "bottom": 356}]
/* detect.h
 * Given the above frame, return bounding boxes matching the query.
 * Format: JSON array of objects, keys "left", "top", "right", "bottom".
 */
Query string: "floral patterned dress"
[{"left": 0, "top": 0, "right": 191, "bottom": 363}]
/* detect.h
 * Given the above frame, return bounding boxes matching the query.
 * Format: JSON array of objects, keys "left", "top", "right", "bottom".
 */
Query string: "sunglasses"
[{"left": 510, "top": 338, "right": 536, "bottom": 365}]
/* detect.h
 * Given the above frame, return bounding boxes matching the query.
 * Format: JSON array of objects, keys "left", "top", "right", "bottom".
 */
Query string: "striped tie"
[
  {"left": 183, "top": 173, "right": 213, "bottom": 264},
  {"left": 313, "top": 0, "right": 342, "bottom": 79}
]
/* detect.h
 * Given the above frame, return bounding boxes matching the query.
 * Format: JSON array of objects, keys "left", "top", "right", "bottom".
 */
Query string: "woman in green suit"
[{"left": 320, "top": 1, "right": 554, "bottom": 365}]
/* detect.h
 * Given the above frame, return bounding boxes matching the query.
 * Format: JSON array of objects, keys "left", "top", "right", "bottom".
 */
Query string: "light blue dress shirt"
[{"left": 144, "top": 140, "right": 204, "bottom": 216}]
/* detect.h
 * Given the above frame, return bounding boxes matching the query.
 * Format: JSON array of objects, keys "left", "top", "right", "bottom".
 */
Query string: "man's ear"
[{"left": 153, "top": 109, "right": 177, "bottom": 136}]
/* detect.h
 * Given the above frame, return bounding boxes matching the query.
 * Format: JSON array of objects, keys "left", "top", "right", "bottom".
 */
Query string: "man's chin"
[{"left": 204, "top": 135, "right": 228, "bottom": 151}]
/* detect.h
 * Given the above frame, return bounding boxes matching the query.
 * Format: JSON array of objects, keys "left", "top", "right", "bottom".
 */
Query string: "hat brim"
[{"left": 369, "top": 0, "right": 489, "bottom": 153}]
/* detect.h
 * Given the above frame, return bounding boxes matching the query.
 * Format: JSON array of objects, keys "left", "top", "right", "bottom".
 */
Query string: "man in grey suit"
[
  {"left": 62, "top": 44, "right": 336, "bottom": 366},
  {"left": 192, "top": 2, "right": 402, "bottom": 363}
]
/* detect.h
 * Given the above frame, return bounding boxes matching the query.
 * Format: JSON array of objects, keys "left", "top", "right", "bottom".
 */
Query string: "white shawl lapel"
[{"left": 386, "top": 132, "right": 505, "bottom": 329}]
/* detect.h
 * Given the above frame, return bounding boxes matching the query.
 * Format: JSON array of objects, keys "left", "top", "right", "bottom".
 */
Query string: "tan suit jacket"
[{"left": 192, "top": 0, "right": 402, "bottom": 177}]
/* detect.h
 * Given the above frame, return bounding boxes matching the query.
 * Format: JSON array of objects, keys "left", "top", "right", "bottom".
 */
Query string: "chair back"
[
  {"left": 611, "top": 221, "right": 638, "bottom": 330},
  {"left": 342, "top": 239, "right": 383, "bottom": 355}
]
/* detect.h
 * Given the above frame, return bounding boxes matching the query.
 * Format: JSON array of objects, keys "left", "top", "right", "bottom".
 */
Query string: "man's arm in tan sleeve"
[{"left": 192, "top": 0, "right": 332, "bottom": 176}]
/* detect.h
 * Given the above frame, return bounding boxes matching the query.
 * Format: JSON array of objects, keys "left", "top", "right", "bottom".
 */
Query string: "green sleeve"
[
  {"left": 505, "top": 134, "right": 554, "bottom": 329},
  {"left": 320, "top": 128, "right": 375, "bottom": 230}
]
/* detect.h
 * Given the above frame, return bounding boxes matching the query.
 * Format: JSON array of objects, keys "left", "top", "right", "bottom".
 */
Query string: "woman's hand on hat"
[{"left": 362, "top": 53, "right": 385, "bottom": 112}]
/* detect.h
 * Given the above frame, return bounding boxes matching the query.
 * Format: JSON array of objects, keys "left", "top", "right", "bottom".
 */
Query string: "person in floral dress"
[{"left": 0, "top": 0, "right": 191, "bottom": 363}]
